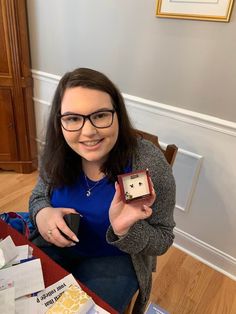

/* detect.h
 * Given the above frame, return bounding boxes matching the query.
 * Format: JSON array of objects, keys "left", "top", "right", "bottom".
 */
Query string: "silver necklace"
[{"left": 84, "top": 174, "right": 103, "bottom": 197}]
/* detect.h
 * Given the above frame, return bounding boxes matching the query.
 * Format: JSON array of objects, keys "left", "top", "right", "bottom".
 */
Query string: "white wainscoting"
[{"left": 31, "top": 69, "right": 236, "bottom": 280}]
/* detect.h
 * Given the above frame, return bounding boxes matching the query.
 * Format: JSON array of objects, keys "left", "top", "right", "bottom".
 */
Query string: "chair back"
[{"left": 135, "top": 129, "right": 178, "bottom": 167}]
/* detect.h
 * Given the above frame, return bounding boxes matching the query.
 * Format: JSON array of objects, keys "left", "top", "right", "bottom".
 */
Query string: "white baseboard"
[{"left": 174, "top": 228, "right": 236, "bottom": 281}]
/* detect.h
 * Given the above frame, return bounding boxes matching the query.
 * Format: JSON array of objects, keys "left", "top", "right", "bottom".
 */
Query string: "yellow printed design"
[{"left": 46, "top": 284, "right": 94, "bottom": 314}]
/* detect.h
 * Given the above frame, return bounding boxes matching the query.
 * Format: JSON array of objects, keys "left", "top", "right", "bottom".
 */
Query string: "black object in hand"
[{"left": 61, "top": 213, "right": 80, "bottom": 241}]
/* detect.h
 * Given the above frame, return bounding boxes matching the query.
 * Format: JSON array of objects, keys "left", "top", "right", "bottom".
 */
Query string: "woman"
[{"left": 29, "top": 68, "right": 176, "bottom": 314}]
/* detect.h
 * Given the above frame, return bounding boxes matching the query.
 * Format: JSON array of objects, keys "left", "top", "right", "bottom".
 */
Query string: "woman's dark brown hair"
[{"left": 40, "top": 68, "right": 137, "bottom": 187}]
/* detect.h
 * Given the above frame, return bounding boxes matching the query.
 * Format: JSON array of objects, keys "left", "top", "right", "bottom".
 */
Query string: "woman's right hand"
[{"left": 36, "top": 207, "right": 79, "bottom": 247}]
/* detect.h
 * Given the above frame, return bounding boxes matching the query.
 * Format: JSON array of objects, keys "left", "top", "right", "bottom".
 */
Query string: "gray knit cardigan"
[{"left": 29, "top": 138, "right": 176, "bottom": 314}]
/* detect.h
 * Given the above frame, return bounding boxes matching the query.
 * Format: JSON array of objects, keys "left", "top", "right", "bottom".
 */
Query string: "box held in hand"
[{"left": 118, "top": 169, "right": 152, "bottom": 203}]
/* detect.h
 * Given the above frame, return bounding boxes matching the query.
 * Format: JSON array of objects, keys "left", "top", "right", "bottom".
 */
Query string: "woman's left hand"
[{"left": 109, "top": 181, "right": 156, "bottom": 236}]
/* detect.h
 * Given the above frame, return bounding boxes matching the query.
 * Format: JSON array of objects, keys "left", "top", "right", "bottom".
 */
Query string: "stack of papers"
[
  {"left": 0, "top": 235, "right": 111, "bottom": 314},
  {"left": 0, "top": 235, "right": 33, "bottom": 268}
]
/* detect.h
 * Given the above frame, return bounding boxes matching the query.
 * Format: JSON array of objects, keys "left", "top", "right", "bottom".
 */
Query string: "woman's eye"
[
  {"left": 93, "top": 112, "right": 108, "bottom": 120},
  {"left": 63, "top": 115, "right": 82, "bottom": 122}
]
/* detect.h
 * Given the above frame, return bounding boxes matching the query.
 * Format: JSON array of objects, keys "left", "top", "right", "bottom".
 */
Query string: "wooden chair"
[
  {"left": 135, "top": 129, "right": 178, "bottom": 167},
  {"left": 124, "top": 130, "right": 178, "bottom": 314}
]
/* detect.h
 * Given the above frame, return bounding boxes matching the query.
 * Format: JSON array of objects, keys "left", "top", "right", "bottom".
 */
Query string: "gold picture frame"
[{"left": 156, "top": 0, "right": 235, "bottom": 22}]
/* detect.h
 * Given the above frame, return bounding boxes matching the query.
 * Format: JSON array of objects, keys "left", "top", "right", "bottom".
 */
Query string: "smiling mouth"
[{"left": 81, "top": 139, "right": 103, "bottom": 147}]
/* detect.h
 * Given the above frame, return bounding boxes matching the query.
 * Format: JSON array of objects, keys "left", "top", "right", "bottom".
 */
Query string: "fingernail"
[
  {"left": 70, "top": 243, "right": 76, "bottom": 247},
  {"left": 72, "top": 235, "right": 79, "bottom": 242}
]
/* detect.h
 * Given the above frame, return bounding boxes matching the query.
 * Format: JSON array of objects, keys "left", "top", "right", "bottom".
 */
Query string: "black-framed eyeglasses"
[{"left": 59, "top": 109, "right": 116, "bottom": 132}]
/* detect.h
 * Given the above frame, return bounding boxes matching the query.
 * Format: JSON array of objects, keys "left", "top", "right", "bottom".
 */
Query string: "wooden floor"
[
  {"left": 0, "top": 170, "right": 235, "bottom": 314},
  {"left": 0, "top": 170, "right": 37, "bottom": 213}
]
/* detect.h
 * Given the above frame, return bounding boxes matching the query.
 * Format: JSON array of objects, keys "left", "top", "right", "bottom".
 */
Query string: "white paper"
[
  {"left": 0, "top": 286, "right": 15, "bottom": 314},
  {"left": 12, "top": 245, "right": 31, "bottom": 264},
  {"left": 0, "top": 258, "right": 45, "bottom": 298},
  {"left": 0, "top": 236, "right": 18, "bottom": 269},
  {"left": 0, "top": 278, "right": 14, "bottom": 291},
  {"left": 15, "top": 296, "right": 40, "bottom": 314},
  {"left": 36, "top": 273, "right": 80, "bottom": 312}
]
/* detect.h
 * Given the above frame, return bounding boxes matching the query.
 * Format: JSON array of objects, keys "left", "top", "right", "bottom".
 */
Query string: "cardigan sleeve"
[
  {"left": 28, "top": 176, "right": 52, "bottom": 227},
  {"left": 106, "top": 138, "right": 176, "bottom": 256}
]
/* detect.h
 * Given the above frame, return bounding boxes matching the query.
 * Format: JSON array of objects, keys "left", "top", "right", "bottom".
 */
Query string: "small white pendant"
[{"left": 86, "top": 190, "right": 91, "bottom": 197}]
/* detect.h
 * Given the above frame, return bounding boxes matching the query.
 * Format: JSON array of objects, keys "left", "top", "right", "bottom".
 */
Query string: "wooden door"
[
  {"left": 0, "top": 89, "right": 18, "bottom": 161},
  {"left": 0, "top": 1, "right": 18, "bottom": 162},
  {"left": 0, "top": 0, "right": 37, "bottom": 173}
]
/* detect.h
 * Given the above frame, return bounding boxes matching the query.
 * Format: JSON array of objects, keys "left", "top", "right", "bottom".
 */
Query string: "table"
[{"left": 0, "top": 219, "right": 118, "bottom": 314}]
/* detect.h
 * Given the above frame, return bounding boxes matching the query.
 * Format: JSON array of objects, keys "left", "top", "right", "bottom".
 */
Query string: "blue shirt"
[{"left": 51, "top": 173, "right": 126, "bottom": 257}]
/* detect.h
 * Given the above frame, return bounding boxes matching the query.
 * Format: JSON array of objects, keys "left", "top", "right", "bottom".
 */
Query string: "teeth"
[{"left": 83, "top": 140, "right": 100, "bottom": 146}]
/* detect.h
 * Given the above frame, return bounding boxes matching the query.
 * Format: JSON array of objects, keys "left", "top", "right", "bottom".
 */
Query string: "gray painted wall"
[{"left": 26, "top": 0, "right": 236, "bottom": 122}]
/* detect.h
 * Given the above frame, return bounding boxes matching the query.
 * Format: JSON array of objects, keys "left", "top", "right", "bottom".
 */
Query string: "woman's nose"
[{"left": 81, "top": 118, "right": 97, "bottom": 135}]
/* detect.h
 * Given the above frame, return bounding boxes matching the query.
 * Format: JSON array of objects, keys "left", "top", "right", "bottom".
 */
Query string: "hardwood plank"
[
  {"left": 151, "top": 247, "right": 236, "bottom": 314},
  {"left": 194, "top": 273, "right": 236, "bottom": 314},
  {"left": 0, "top": 170, "right": 38, "bottom": 212}
]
